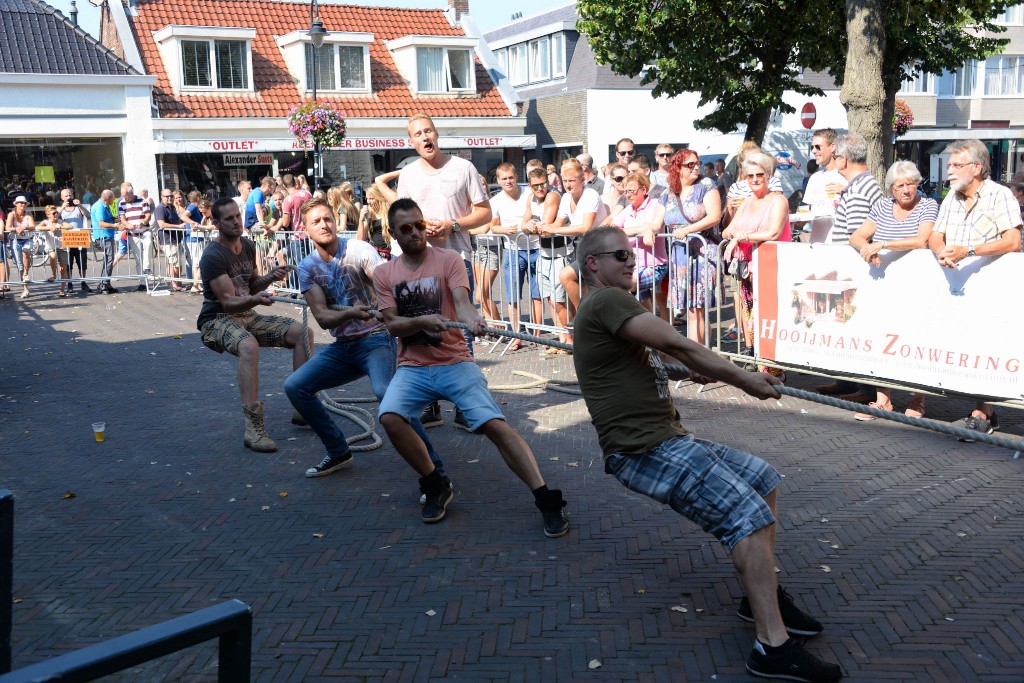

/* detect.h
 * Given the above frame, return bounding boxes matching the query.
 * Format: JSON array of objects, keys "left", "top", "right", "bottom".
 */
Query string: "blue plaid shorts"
[{"left": 604, "top": 434, "right": 781, "bottom": 550}]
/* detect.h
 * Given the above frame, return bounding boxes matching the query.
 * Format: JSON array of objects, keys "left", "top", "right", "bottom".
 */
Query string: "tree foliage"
[{"left": 576, "top": 0, "right": 844, "bottom": 144}]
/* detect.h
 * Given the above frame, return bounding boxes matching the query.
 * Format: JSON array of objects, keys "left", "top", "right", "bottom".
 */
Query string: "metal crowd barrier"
[{"left": 0, "top": 490, "right": 251, "bottom": 682}]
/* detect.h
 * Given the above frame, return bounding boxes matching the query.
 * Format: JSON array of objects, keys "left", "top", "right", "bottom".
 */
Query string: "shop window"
[
  {"left": 180, "top": 39, "right": 250, "bottom": 90},
  {"left": 417, "top": 47, "right": 475, "bottom": 93},
  {"left": 304, "top": 44, "right": 369, "bottom": 92},
  {"left": 984, "top": 56, "right": 1024, "bottom": 96}
]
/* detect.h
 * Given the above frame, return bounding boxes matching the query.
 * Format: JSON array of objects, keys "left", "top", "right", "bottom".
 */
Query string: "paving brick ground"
[{"left": 1, "top": 285, "right": 1023, "bottom": 682}]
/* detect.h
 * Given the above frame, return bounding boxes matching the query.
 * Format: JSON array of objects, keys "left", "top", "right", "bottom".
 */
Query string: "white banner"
[
  {"left": 754, "top": 243, "right": 1023, "bottom": 400},
  {"left": 223, "top": 153, "right": 274, "bottom": 166},
  {"left": 160, "top": 135, "right": 536, "bottom": 154}
]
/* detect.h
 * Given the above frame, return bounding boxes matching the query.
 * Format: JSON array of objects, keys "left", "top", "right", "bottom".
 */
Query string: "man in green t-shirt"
[{"left": 572, "top": 226, "right": 842, "bottom": 683}]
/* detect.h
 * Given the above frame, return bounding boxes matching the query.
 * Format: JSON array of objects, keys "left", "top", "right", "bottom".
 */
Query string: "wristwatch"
[
  {"left": 451, "top": 219, "right": 461, "bottom": 233},
  {"left": 967, "top": 244, "right": 976, "bottom": 257}
]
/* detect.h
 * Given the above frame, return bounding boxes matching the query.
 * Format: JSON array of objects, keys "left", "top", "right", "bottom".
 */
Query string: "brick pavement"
[{"left": 1, "top": 286, "right": 1023, "bottom": 682}]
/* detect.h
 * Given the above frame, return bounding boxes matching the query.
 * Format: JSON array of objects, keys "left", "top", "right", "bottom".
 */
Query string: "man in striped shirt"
[
  {"left": 928, "top": 139, "right": 1022, "bottom": 440},
  {"left": 118, "top": 182, "right": 153, "bottom": 290},
  {"left": 828, "top": 135, "right": 882, "bottom": 245}
]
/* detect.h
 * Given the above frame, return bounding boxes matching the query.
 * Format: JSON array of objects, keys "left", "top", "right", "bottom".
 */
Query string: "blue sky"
[{"left": 52, "top": 0, "right": 563, "bottom": 41}]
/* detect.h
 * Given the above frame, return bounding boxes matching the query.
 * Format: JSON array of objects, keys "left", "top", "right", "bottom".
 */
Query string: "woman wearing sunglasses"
[
  {"left": 601, "top": 162, "right": 628, "bottom": 221},
  {"left": 610, "top": 172, "right": 669, "bottom": 320},
  {"left": 663, "top": 149, "right": 722, "bottom": 345},
  {"left": 721, "top": 152, "right": 791, "bottom": 371}
]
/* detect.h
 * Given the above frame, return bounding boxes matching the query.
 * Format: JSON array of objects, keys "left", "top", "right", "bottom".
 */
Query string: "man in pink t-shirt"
[
  {"left": 374, "top": 198, "right": 569, "bottom": 538},
  {"left": 278, "top": 173, "right": 312, "bottom": 288}
]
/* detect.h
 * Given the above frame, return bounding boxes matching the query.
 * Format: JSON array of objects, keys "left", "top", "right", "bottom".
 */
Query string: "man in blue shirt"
[
  {"left": 89, "top": 189, "right": 119, "bottom": 294},
  {"left": 244, "top": 177, "right": 273, "bottom": 232}
]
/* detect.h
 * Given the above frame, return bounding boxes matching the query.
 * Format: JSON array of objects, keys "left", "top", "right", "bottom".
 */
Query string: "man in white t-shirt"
[
  {"left": 801, "top": 128, "right": 848, "bottom": 242},
  {"left": 489, "top": 162, "right": 538, "bottom": 347},
  {"left": 540, "top": 159, "right": 609, "bottom": 317},
  {"left": 397, "top": 113, "right": 492, "bottom": 431}
]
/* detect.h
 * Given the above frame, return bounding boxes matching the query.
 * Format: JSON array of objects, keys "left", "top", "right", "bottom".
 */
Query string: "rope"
[
  {"left": 265, "top": 299, "right": 1024, "bottom": 458},
  {"left": 444, "top": 322, "right": 1024, "bottom": 457}
]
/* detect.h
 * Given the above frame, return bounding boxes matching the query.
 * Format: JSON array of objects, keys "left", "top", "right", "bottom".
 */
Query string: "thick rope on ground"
[{"left": 446, "top": 321, "right": 1024, "bottom": 457}]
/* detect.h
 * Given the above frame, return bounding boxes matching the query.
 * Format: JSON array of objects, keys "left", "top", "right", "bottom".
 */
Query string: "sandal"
[
  {"left": 854, "top": 400, "right": 893, "bottom": 421},
  {"left": 904, "top": 398, "right": 926, "bottom": 419},
  {"left": 46, "top": 276, "right": 56, "bottom": 282},
  {"left": 507, "top": 339, "right": 524, "bottom": 352}
]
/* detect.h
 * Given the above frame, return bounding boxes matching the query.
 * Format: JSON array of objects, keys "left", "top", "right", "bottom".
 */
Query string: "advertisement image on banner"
[{"left": 754, "top": 242, "right": 1022, "bottom": 400}]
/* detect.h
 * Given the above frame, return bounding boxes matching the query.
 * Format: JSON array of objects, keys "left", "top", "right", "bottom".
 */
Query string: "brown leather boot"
[{"left": 242, "top": 401, "right": 277, "bottom": 452}]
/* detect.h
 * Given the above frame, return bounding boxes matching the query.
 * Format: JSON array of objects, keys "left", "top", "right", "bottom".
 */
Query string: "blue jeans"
[
  {"left": 284, "top": 331, "right": 444, "bottom": 471},
  {"left": 502, "top": 247, "right": 541, "bottom": 302}
]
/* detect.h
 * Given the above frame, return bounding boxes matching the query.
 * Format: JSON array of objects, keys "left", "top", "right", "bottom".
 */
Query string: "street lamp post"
[{"left": 308, "top": 0, "right": 328, "bottom": 191}]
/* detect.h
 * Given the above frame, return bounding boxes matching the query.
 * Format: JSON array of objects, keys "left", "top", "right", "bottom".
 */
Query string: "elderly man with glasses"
[{"left": 928, "top": 139, "right": 1022, "bottom": 440}]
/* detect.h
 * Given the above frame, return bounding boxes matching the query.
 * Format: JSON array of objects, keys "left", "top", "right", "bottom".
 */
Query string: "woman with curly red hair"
[{"left": 663, "top": 149, "right": 722, "bottom": 345}]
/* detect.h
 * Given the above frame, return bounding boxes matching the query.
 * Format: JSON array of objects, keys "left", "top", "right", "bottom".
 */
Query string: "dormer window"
[
  {"left": 386, "top": 36, "right": 479, "bottom": 95},
  {"left": 154, "top": 26, "right": 256, "bottom": 93},
  {"left": 277, "top": 31, "right": 373, "bottom": 94}
]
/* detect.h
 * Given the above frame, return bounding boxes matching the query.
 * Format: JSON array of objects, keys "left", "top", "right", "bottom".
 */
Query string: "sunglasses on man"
[
  {"left": 592, "top": 249, "right": 632, "bottom": 262},
  {"left": 397, "top": 220, "right": 428, "bottom": 235}
]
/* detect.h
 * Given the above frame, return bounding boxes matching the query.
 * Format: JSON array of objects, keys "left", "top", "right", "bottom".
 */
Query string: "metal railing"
[{"left": 0, "top": 490, "right": 251, "bottom": 683}]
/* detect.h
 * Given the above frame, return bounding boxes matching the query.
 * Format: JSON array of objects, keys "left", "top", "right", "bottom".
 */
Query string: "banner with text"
[
  {"left": 160, "top": 135, "right": 536, "bottom": 154},
  {"left": 754, "top": 243, "right": 1022, "bottom": 400}
]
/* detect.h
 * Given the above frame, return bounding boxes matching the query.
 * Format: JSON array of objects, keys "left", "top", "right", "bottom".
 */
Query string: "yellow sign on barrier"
[{"left": 62, "top": 230, "right": 91, "bottom": 248}]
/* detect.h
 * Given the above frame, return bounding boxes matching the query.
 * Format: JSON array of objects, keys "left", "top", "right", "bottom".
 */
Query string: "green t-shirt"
[{"left": 573, "top": 286, "right": 687, "bottom": 458}]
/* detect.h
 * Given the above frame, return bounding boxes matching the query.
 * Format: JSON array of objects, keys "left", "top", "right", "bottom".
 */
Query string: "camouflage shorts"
[{"left": 200, "top": 311, "right": 295, "bottom": 356}]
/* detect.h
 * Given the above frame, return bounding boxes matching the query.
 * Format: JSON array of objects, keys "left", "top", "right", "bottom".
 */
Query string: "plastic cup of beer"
[
  {"left": 92, "top": 422, "right": 106, "bottom": 443},
  {"left": 798, "top": 204, "right": 811, "bottom": 214}
]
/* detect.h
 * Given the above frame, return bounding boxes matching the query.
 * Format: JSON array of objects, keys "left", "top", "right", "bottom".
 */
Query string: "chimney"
[
  {"left": 69, "top": 0, "right": 78, "bottom": 26},
  {"left": 448, "top": 0, "right": 469, "bottom": 21}
]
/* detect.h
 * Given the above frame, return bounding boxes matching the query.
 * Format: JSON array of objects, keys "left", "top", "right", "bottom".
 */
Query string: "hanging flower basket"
[
  {"left": 288, "top": 100, "right": 347, "bottom": 149},
  {"left": 892, "top": 99, "right": 914, "bottom": 137}
]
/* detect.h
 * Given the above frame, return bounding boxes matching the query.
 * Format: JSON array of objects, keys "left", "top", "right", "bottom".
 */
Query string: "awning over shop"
[
  {"left": 159, "top": 135, "right": 537, "bottom": 154},
  {"left": 901, "top": 128, "right": 1024, "bottom": 142}
]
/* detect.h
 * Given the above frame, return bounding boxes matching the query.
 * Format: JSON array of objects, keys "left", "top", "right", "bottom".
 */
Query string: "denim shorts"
[
  {"left": 378, "top": 361, "right": 503, "bottom": 432},
  {"left": 604, "top": 434, "right": 781, "bottom": 551}
]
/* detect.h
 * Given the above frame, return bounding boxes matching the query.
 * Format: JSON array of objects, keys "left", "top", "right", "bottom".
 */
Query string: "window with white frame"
[
  {"left": 551, "top": 33, "right": 565, "bottom": 78},
  {"left": 305, "top": 43, "right": 368, "bottom": 91},
  {"left": 417, "top": 47, "right": 474, "bottom": 93},
  {"left": 508, "top": 43, "right": 528, "bottom": 86},
  {"left": 495, "top": 47, "right": 507, "bottom": 75},
  {"left": 993, "top": 4, "right": 1023, "bottom": 24},
  {"left": 529, "top": 36, "right": 550, "bottom": 82},
  {"left": 899, "top": 69, "right": 931, "bottom": 94},
  {"left": 180, "top": 39, "right": 249, "bottom": 89},
  {"left": 984, "top": 55, "right": 1024, "bottom": 95},
  {"left": 937, "top": 61, "right": 977, "bottom": 97}
]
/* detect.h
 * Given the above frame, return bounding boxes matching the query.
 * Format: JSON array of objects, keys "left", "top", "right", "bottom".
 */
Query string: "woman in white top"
[
  {"left": 6, "top": 196, "right": 36, "bottom": 299},
  {"left": 38, "top": 205, "right": 70, "bottom": 296}
]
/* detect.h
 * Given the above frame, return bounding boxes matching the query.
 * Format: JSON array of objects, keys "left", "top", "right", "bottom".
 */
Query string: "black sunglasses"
[
  {"left": 592, "top": 249, "right": 631, "bottom": 262},
  {"left": 681, "top": 161, "right": 700, "bottom": 170},
  {"left": 617, "top": 150, "right": 635, "bottom": 156},
  {"left": 612, "top": 175, "right": 626, "bottom": 182},
  {"left": 530, "top": 182, "right": 548, "bottom": 189},
  {"left": 397, "top": 220, "right": 428, "bottom": 235},
  {"left": 657, "top": 152, "right": 672, "bottom": 158}
]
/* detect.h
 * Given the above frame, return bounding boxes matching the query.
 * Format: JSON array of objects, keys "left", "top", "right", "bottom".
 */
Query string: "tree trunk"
[
  {"left": 745, "top": 106, "right": 772, "bottom": 147},
  {"left": 840, "top": 0, "right": 887, "bottom": 184}
]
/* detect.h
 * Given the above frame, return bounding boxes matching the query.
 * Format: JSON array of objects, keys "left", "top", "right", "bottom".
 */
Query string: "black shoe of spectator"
[
  {"left": 103, "top": 285, "right": 118, "bottom": 294},
  {"left": 136, "top": 284, "right": 147, "bottom": 292},
  {"left": 80, "top": 282, "right": 93, "bottom": 292},
  {"left": 453, "top": 408, "right": 472, "bottom": 432},
  {"left": 954, "top": 412, "right": 998, "bottom": 442},
  {"left": 420, "top": 401, "right": 443, "bottom": 428}
]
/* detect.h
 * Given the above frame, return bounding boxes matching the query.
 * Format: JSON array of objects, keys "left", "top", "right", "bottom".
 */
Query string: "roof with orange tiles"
[{"left": 128, "top": 0, "right": 513, "bottom": 119}]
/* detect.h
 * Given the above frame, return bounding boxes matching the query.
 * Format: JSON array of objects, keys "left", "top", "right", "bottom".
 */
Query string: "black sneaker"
[
  {"left": 419, "top": 401, "right": 443, "bottom": 428},
  {"left": 738, "top": 587, "right": 823, "bottom": 637},
  {"left": 136, "top": 284, "right": 147, "bottom": 292},
  {"left": 103, "top": 285, "right": 118, "bottom": 294},
  {"left": 80, "top": 282, "right": 92, "bottom": 292},
  {"left": 535, "top": 489, "right": 569, "bottom": 538},
  {"left": 453, "top": 408, "right": 472, "bottom": 432},
  {"left": 305, "top": 452, "right": 353, "bottom": 478},
  {"left": 954, "top": 412, "right": 998, "bottom": 442},
  {"left": 68, "top": 282, "right": 76, "bottom": 292},
  {"left": 746, "top": 638, "right": 842, "bottom": 682},
  {"left": 420, "top": 475, "right": 454, "bottom": 523}
]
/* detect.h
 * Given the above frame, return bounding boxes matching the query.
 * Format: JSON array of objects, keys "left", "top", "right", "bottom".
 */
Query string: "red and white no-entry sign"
[{"left": 800, "top": 102, "right": 817, "bottom": 129}]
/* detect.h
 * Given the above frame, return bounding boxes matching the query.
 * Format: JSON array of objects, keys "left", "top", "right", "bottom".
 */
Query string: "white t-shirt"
[
  {"left": 799, "top": 168, "right": 847, "bottom": 242},
  {"left": 557, "top": 187, "right": 609, "bottom": 254},
  {"left": 397, "top": 155, "right": 488, "bottom": 260},
  {"left": 490, "top": 189, "right": 536, "bottom": 250}
]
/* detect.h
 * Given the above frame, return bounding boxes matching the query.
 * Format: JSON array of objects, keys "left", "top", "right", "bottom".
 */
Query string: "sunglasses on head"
[
  {"left": 593, "top": 249, "right": 632, "bottom": 262},
  {"left": 397, "top": 220, "right": 428, "bottom": 235}
]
